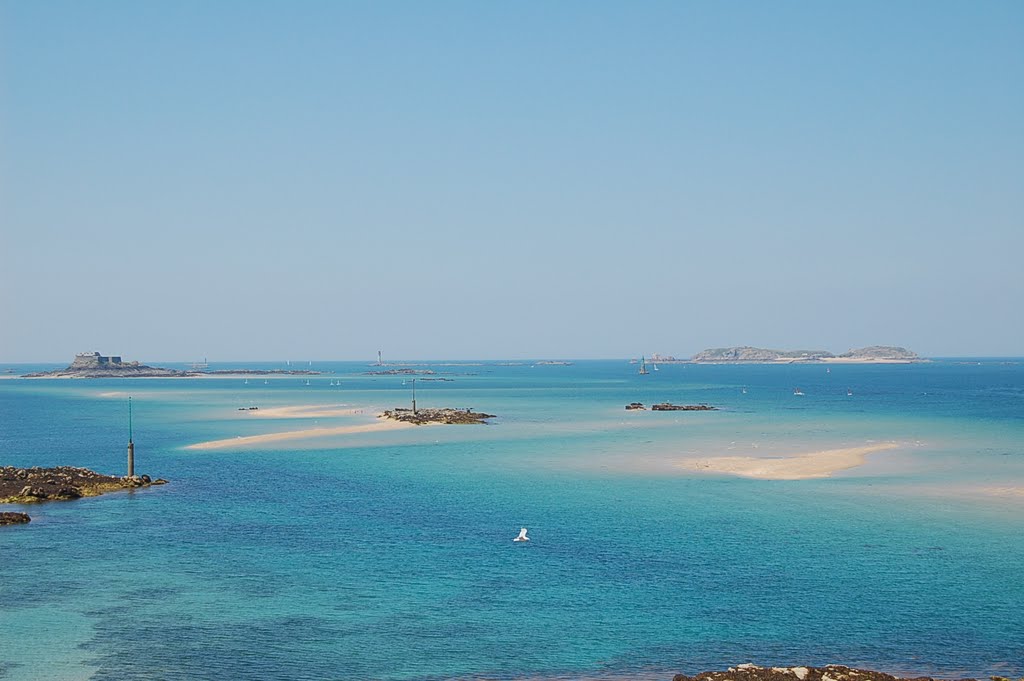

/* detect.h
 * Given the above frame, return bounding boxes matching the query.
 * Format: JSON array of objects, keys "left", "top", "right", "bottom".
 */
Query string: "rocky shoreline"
[
  {"left": 672, "top": 663, "right": 1011, "bottom": 681},
  {"left": 0, "top": 467, "right": 168, "bottom": 524},
  {"left": 379, "top": 408, "right": 495, "bottom": 425}
]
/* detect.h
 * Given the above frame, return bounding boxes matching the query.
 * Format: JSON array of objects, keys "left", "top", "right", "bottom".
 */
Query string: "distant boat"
[
  {"left": 653, "top": 362, "right": 659, "bottom": 371},
  {"left": 305, "top": 380, "right": 311, "bottom": 386},
  {"left": 847, "top": 388, "right": 854, "bottom": 396},
  {"left": 793, "top": 388, "right": 805, "bottom": 396},
  {"left": 742, "top": 388, "right": 747, "bottom": 394},
  {"left": 826, "top": 367, "right": 831, "bottom": 374},
  {"left": 513, "top": 527, "right": 530, "bottom": 542},
  {"left": 639, "top": 356, "right": 649, "bottom": 375},
  {"left": 264, "top": 380, "right": 268, "bottom": 385},
  {"left": 244, "top": 379, "right": 248, "bottom": 385}
]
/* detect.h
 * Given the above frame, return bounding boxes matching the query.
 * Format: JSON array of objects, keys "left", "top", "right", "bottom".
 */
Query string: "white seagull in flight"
[{"left": 513, "top": 527, "right": 530, "bottom": 542}]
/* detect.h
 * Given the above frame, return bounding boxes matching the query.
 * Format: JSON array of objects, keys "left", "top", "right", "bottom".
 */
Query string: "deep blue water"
[{"left": 1, "top": 360, "right": 1022, "bottom": 680}]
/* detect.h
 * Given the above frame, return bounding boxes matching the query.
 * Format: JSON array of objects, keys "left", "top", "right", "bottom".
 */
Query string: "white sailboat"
[{"left": 638, "top": 356, "right": 649, "bottom": 375}]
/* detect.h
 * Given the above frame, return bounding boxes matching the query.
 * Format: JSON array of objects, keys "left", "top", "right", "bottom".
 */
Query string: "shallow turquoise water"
[{"left": 1, "top": 360, "right": 1022, "bottom": 680}]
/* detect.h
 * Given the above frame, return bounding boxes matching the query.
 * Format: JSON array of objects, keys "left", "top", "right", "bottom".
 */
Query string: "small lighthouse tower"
[{"left": 127, "top": 396, "right": 135, "bottom": 477}]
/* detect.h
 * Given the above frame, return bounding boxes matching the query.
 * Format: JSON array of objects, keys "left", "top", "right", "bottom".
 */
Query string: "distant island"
[
  {"left": 24, "top": 352, "right": 190, "bottom": 378},
  {"left": 690, "top": 345, "right": 921, "bottom": 364}
]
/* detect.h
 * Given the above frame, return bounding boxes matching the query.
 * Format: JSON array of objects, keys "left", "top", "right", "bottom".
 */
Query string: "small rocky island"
[
  {"left": 672, "top": 664, "right": 994, "bottom": 681},
  {"left": 626, "top": 402, "right": 717, "bottom": 411},
  {"left": 691, "top": 346, "right": 920, "bottom": 363},
  {"left": 24, "top": 352, "right": 191, "bottom": 378},
  {"left": 379, "top": 408, "right": 496, "bottom": 425},
  {"left": 1, "top": 466, "right": 168, "bottom": 524}
]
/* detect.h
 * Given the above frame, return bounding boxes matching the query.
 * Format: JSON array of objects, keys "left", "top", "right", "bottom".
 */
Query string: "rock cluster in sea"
[
  {"left": 379, "top": 408, "right": 495, "bottom": 425},
  {"left": 0, "top": 512, "right": 31, "bottom": 526},
  {"left": 672, "top": 664, "right": 1003, "bottom": 681},
  {"left": 625, "top": 403, "right": 717, "bottom": 411}
]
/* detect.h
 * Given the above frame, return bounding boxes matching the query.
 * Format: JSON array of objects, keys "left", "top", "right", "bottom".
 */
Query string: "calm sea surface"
[{"left": 1, "top": 360, "right": 1022, "bottom": 680}]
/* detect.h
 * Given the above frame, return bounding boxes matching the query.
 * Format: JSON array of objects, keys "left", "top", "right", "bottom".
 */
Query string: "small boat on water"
[
  {"left": 793, "top": 388, "right": 805, "bottom": 396},
  {"left": 847, "top": 388, "right": 854, "bottom": 396},
  {"left": 638, "top": 356, "right": 649, "bottom": 375}
]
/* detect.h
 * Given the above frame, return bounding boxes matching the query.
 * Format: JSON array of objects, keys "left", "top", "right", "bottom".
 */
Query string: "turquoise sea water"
[{"left": 1, "top": 360, "right": 1022, "bottom": 680}]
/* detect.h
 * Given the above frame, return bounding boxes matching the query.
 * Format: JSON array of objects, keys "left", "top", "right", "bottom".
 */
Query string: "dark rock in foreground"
[
  {"left": 379, "top": 408, "right": 495, "bottom": 425},
  {"left": 673, "top": 664, "right": 989, "bottom": 681},
  {"left": 0, "top": 512, "right": 31, "bottom": 526},
  {"left": 626, "top": 402, "right": 646, "bottom": 410},
  {"left": 1, "top": 466, "right": 168, "bottom": 504},
  {"left": 651, "top": 403, "right": 717, "bottom": 411}
]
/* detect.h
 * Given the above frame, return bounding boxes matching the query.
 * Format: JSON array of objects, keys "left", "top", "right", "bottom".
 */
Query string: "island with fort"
[
  {"left": 24, "top": 352, "right": 191, "bottom": 378},
  {"left": 689, "top": 345, "right": 921, "bottom": 364},
  {"left": 23, "top": 352, "right": 326, "bottom": 378},
  {"left": 0, "top": 466, "right": 168, "bottom": 525}
]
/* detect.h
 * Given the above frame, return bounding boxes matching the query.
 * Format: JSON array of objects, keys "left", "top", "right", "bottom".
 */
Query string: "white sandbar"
[
  {"left": 185, "top": 420, "right": 415, "bottom": 450},
  {"left": 680, "top": 442, "right": 900, "bottom": 480}
]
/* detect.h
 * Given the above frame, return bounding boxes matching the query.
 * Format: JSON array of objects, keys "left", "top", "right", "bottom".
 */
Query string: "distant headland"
[{"left": 689, "top": 345, "right": 921, "bottom": 364}]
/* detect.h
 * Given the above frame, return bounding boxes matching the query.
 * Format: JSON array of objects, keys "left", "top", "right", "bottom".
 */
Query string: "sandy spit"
[
  {"left": 680, "top": 442, "right": 900, "bottom": 480},
  {"left": 185, "top": 420, "right": 416, "bottom": 451}
]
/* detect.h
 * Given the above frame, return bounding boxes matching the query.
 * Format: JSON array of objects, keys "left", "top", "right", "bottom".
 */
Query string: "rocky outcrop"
[
  {"left": 651, "top": 403, "right": 717, "bottom": 411},
  {"left": 0, "top": 512, "right": 31, "bottom": 526},
  {"left": 379, "top": 408, "right": 495, "bottom": 425},
  {"left": 1, "top": 466, "right": 168, "bottom": 504},
  {"left": 364, "top": 369, "right": 436, "bottom": 376},
  {"left": 672, "top": 664, "right": 987, "bottom": 681},
  {"left": 626, "top": 403, "right": 646, "bottom": 410}
]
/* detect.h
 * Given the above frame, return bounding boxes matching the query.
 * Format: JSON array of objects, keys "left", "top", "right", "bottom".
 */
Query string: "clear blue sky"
[{"left": 2, "top": 1, "right": 1021, "bottom": 361}]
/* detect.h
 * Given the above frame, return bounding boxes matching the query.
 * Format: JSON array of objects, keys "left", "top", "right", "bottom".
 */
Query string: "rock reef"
[
  {"left": 625, "top": 403, "right": 717, "bottom": 411},
  {"left": 379, "top": 408, "right": 495, "bottom": 425},
  {"left": 0, "top": 512, "right": 31, "bottom": 525},
  {"left": 0, "top": 466, "right": 167, "bottom": 505},
  {"left": 673, "top": 663, "right": 994, "bottom": 681}
]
